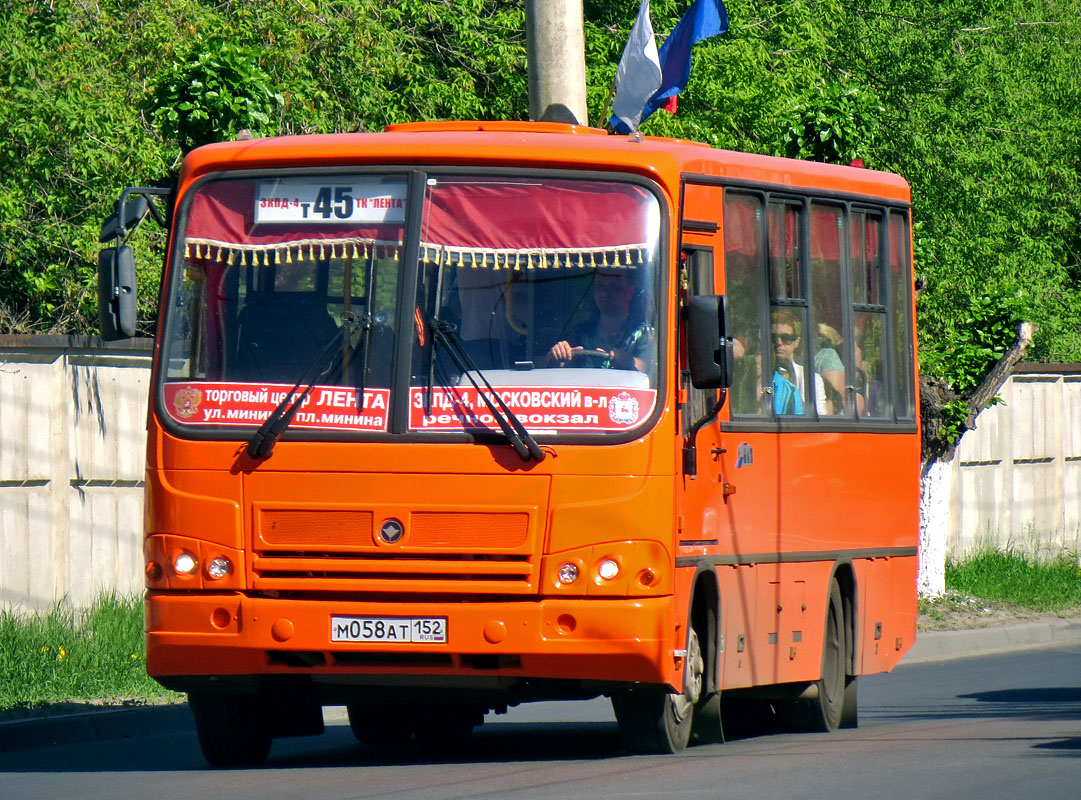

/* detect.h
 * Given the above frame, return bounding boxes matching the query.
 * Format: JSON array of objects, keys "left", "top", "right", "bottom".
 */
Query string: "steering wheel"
[{"left": 570, "top": 348, "right": 611, "bottom": 366}]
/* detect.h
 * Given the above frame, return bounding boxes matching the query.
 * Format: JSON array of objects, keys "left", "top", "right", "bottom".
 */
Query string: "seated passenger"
[
  {"left": 547, "top": 268, "right": 653, "bottom": 372},
  {"left": 770, "top": 310, "right": 830, "bottom": 415},
  {"left": 814, "top": 323, "right": 847, "bottom": 413}
]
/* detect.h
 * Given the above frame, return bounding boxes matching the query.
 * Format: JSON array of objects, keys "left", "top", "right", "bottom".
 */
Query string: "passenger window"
[
  {"left": 854, "top": 310, "right": 890, "bottom": 418},
  {"left": 889, "top": 211, "right": 916, "bottom": 419},
  {"left": 724, "top": 192, "right": 768, "bottom": 417},
  {"left": 809, "top": 203, "right": 846, "bottom": 416},
  {"left": 721, "top": 190, "right": 914, "bottom": 428}
]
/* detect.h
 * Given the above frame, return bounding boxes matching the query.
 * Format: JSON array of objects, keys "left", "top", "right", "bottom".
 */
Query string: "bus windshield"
[{"left": 160, "top": 171, "right": 663, "bottom": 438}]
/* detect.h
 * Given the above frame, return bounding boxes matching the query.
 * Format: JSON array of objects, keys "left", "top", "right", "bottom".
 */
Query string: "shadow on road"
[{"left": 0, "top": 719, "right": 630, "bottom": 773}]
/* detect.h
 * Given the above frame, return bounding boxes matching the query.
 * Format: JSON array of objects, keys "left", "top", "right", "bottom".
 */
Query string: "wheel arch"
[
  {"left": 830, "top": 559, "right": 858, "bottom": 676},
  {"left": 684, "top": 560, "right": 721, "bottom": 695}
]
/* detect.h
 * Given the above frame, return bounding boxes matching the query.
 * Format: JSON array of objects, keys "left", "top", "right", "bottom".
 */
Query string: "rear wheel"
[
  {"left": 785, "top": 579, "right": 847, "bottom": 732},
  {"left": 188, "top": 691, "right": 272, "bottom": 768},
  {"left": 612, "top": 627, "right": 704, "bottom": 753}
]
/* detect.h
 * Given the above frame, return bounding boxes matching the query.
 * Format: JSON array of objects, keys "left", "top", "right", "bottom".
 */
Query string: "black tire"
[
  {"left": 612, "top": 627, "right": 703, "bottom": 753},
  {"left": 785, "top": 579, "right": 847, "bottom": 732},
  {"left": 188, "top": 691, "right": 272, "bottom": 768},
  {"left": 346, "top": 703, "right": 414, "bottom": 747},
  {"left": 719, "top": 694, "right": 779, "bottom": 740},
  {"left": 690, "top": 691, "right": 724, "bottom": 744},
  {"left": 840, "top": 675, "right": 859, "bottom": 728},
  {"left": 412, "top": 705, "right": 482, "bottom": 751}
]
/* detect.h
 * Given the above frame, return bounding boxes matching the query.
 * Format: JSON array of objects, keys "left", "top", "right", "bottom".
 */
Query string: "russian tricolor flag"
[{"left": 610, "top": 0, "right": 729, "bottom": 134}]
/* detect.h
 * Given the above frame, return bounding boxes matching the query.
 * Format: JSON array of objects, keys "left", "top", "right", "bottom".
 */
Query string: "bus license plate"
[{"left": 330, "top": 616, "right": 447, "bottom": 644}]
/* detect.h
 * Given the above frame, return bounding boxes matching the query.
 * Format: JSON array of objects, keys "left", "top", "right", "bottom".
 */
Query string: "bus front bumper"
[{"left": 145, "top": 591, "right": 679, "bottom": 690}]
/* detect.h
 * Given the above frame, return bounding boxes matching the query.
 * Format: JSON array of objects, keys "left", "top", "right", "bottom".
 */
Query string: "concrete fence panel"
[
  {"left": 0, "top": 337, "right": 152, "bottom": 612},
  {"left": 3, "top": 337, "right": 1081, "bottom": 611},
  {"left": 953, "top": 366, "right": 1081, "bottom": 559}
]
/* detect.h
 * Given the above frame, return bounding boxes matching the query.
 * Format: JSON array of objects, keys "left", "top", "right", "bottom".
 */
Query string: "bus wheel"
[
  {"left": 690, "top": 691, "right": 724, "bottom": 744},
  {"left": 413, "top": 705, "right": 482, "bottom": 750},
  {"left": 785, "top": 579, "right": 846, "bottom": 732},
  {"left": 612, "top": 627, "right": 703, "bottom": 753},
  {"left": 347, "top": 704, "right": 414, "bottom": 747},
  {"left": 188, "top": 691, "right": 272, "bottom": 767}
]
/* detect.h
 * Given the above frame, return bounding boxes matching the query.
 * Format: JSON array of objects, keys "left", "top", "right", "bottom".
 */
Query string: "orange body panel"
[{"left": 143, "top": 121, "right": 919, "bottom": 706}]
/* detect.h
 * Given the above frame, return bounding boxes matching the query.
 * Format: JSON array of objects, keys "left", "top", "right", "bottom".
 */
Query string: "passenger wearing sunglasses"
[{"left": 770, "top": 310, "right": 830, "bottom": 416}]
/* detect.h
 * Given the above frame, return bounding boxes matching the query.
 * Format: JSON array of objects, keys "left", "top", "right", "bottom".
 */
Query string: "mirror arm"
[{"left": 682, "top": 390, "right": 726, "bottom": 479}]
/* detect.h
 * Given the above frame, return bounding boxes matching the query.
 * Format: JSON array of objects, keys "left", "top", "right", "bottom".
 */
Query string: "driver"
[{"left": 547, "top": 268, "right": 653, "bottom": 372}]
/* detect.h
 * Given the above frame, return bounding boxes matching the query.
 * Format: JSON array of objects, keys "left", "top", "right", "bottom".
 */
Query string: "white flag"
[{"left": 611, "top": 0, "right": 662, "bottom": 132}]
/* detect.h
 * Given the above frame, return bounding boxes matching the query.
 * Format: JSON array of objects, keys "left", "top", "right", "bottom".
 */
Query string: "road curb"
[
  {"left": 904, "top": 618, "right": 1081, "bottom": 664},
  {"left": 0, "top": 703, "right": 192, "bottom": 754}
]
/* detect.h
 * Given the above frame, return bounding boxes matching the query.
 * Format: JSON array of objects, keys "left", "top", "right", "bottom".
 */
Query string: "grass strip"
[
  {"left": 0, "top": 593, "right": 179, "bottom": 711},
  {"left": 946, "top": 549, "right": 1081, "bottom": 610}
]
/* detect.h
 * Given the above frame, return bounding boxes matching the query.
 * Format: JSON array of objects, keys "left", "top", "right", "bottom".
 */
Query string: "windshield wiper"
[
  {"left": 428, "top": 319, "right": 545, "bottom": 463},
  {"left": 246, "top": 315, "right": 368, "bottom": 459}
]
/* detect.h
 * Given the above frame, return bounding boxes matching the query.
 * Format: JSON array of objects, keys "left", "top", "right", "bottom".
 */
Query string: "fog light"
[
  {"left": 206, "top": 557, "right": 231, "bottom": 580},
  {"left": 145, "top": 561, "right": 163, "bottom": 581},
  {"left": 174, "top": 552, "right": 198, "bottom": 575},
  {"left": 558, "top": 562, "right": 580, "bottom": 584}
]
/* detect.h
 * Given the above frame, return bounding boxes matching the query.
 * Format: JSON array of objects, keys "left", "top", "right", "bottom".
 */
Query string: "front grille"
[
  {"left": 260, "top": 510, "right": 373, "bottom": 547},
  {"left": 251, "top": 509, "right": 538, "bottom": 594},
  {"left": 410, "top": 512, "right": 528, "bottom": 548}
]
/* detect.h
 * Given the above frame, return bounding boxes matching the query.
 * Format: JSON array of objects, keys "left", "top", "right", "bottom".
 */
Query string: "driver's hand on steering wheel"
[{"left": 548, "top": 340, "right": 581, "bottom": 363}]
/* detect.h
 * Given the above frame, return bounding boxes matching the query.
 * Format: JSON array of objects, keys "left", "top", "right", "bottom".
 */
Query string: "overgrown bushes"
[{"left": 2, "top": 0, "right": 1079, "bottom": 400}]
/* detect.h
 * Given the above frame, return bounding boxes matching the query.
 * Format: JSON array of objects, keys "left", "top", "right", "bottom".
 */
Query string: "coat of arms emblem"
[{"left": 173, "top": 386, "right": 202, "bottom": 419}]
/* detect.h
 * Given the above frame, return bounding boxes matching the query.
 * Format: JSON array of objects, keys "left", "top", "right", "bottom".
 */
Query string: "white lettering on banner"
[
  {"left": 408, "top": 386, "right": 653, "bottom": 433},
  {"left": 165, "top": 382, "right": 650, "bottom": 434},
  {"left": 164, "top": 382, "right": 390, "bottom": 432}
]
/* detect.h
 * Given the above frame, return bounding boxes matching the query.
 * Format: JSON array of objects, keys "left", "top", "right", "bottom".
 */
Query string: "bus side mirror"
[
  {"left": 99, "top": 195, "right": 148, "bottom": 243},
  {"left": 687, "top": 294, "right": 733, "bottom": 389},
  {"left": 98, "top": 246, "right": 137, "bottom": 340}
]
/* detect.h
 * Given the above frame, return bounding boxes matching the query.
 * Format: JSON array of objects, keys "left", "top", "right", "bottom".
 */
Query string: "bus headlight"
[
  {"left": 173, "top": 552, "right": 198, "bottom": 575},
  {"left": 558, "top": 562, "right": 580, "bottom": 584},
  {"left": 597, "top": 558, "right": 620, "bottom": 581},
  {"left": 206, "top": 557, "right": 232, "bottom": 580},
  {"left": 543, "top": 541, "right": 669, "bottom": 597}
]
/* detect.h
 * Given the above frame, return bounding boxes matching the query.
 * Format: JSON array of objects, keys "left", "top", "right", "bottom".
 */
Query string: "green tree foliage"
[
  {"left": 0, "top": 0, "right": 528, "bottom": 334},
  {"left": 1, "top": 0, "right": 1079, "bottom": 409},
  {"left": 146, "top": 37, "right": 284, "bottom": 154},
  {"left": 592, "top": 0, "right": 1080, "bottom": 385}
]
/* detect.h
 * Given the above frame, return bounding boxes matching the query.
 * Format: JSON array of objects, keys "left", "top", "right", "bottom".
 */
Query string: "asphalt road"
[{"left": 2, "top": 641, "right": 1081, "bottom": 799}]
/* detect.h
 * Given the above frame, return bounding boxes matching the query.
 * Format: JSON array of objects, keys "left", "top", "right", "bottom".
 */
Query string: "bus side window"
[
  {"left": 851, "top": 208, "right": 890, "bottom": 419},
  {"left": 682, "top": 246, "right": 716, "bottom": 433},
  {"left": 723, "top": 192, "right": 768, "bottom": 417},
  {"left": 889, "top": 211, "right": 916, "bottom": 420},
  {"left": 768, "top": 199, "right": 817, "bottom": 418},
  {"left": 809, "top": 203, "right": 846, "bottom": 416}
]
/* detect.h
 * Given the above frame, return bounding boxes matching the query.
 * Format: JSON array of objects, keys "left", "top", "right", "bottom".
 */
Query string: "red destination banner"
[
  {"left": 163, "top": 382, "right": 390, "bottom": 432},
  {"left": 409, "top": 385, "right": 657, "bottom": 433}
]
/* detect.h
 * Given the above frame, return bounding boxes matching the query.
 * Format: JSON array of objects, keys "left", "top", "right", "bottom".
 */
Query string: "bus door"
[{"left": 678, "top": 183, "right": 769, "bottom": 693}]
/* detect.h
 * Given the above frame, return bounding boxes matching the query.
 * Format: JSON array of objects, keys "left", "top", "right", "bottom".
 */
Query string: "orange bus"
[{"left": 99, "top": 120, "right": 919, "bottom": 766}]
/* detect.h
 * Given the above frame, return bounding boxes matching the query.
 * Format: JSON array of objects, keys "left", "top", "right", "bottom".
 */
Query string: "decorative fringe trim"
[{"left": 184, "top": 238, "right": 651, "bottom": 270}]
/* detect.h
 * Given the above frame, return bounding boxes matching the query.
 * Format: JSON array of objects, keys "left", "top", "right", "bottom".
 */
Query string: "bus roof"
[{"left": 178, "top": 121, "right": 911, "bottom": 205}]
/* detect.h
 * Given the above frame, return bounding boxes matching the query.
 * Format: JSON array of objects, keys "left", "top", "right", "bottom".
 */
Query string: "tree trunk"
[{"left": 918, "top": 322, "right": 1036, "bottom": 597}]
